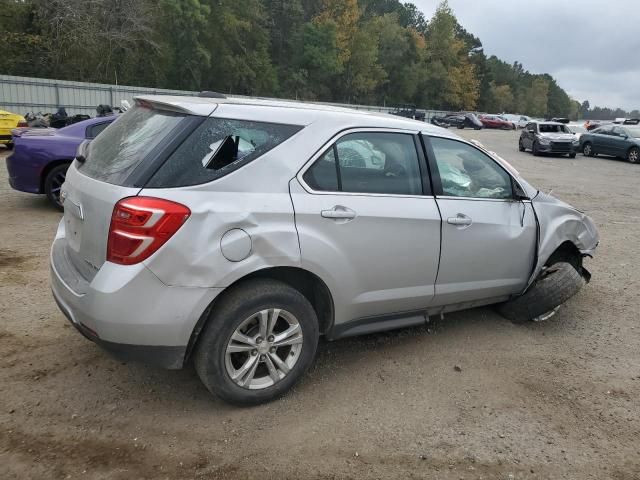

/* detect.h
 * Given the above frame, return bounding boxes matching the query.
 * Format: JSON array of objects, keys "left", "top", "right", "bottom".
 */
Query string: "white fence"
[{"left": 0, "top": 74, "right": 448, "bottom": 120}]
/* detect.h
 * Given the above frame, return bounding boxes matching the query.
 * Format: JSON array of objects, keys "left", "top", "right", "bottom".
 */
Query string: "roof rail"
[{"left": 198, "top": 91, "right": 227, "bottom": 99}]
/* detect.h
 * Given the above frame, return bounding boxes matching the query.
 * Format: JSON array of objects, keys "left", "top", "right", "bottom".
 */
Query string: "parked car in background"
[
  {"left": 568, "top": 124, "right": 587, "bottom": 141},
  {"left": 6, "top": 115, "right": 117, "bottom": 209},
  {"left": 50, "top": 95, "right": 598, "bottom": 405},
  {"left": 519, "top": 121, "right": 579, "bottom": 157},
  {"left": 501, "top": 114, "right": 531, "bottom": 129},
  {"left": 480, "top": 114, "right": 514, "bottom": 129},
  {"left": 585, "top": 120, "right": 607, "bottom": 131},
  {"left": 390, "top": 104, "right": 426, "bottom": 121},
  {"left": 497, "top": 115, "right": 517, "bottom": 129},
  {"left": 431, "top": 112, "right": 482, "bottom": 130},
  {"left": 579, "top": 124, "right": 640, "bottom": 163},
  {"left": 0, "top": 109, "right": 27, "bottom": 149}
]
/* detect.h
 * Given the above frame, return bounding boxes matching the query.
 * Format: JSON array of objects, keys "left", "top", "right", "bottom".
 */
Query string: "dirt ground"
[{"left": 1, "top": 129, "right": 639, "bottom": 480}]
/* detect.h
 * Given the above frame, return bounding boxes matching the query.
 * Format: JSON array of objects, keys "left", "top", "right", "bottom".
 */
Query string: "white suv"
[{"left": 51, "top": 95, "right": 598, "bottom": 405}]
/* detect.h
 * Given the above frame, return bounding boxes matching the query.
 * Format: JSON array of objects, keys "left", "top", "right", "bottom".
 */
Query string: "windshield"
[
  {"left": 539, "top": 124, "right": 570, "bottom": 134},
  {"left": 79, "top": 105, "right": 187, "bottom": 185},
  {"left": 626, "top": 127, "right": 640, "bottom": 138}
]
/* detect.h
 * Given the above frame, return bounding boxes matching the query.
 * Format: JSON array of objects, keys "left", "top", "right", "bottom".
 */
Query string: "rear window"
[
  {"left": 79, "top": 105, "right": 186, "bottom": 184},
  {"left": 146, "top": 118, "right": 302, "bottom": 187}
]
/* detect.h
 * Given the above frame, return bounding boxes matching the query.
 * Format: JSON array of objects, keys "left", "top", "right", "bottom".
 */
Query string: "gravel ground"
[{"left": 1, "top": 129, "right": 639, "bottom": 480}]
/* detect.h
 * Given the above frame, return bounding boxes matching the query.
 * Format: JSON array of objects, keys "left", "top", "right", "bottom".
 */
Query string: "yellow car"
[{"left": 0, "top": 109, "right": 27, "bottom": 149}]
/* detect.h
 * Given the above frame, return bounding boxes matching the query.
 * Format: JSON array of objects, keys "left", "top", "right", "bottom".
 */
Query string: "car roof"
[{"left": 134, "top": 94, "right": 452, "bottom": 136}]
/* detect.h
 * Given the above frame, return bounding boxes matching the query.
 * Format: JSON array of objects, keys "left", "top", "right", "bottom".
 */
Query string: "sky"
[{"left": 413, "top": 0, "right": 640, "bottom": 111}]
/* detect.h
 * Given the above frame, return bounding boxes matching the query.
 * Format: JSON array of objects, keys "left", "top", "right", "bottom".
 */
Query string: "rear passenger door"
[
  {"left": 423, "top": 135, "right": 537, "bottom": 306},
  {"left": 290, "top": 130, "right": 442, "bottom": 326}
]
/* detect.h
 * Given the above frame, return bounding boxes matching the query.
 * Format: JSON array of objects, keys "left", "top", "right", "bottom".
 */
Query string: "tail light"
[
  {"left": 107, "top": 197, "right": 190, "bottom": 265},
  {"left": 17, "top": 120, "right": 28, "bottom": 128}
]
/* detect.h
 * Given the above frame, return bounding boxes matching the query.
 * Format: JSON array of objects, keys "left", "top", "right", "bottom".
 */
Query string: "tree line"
[{"left": 1, "top": 0, "right": 635, "bottom": 119}]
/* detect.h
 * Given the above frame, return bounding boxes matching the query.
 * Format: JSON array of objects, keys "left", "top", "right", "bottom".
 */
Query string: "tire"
[
  {"left": 532, "top": 141, "right": 540, "bottom": 156},
  {"left": 44, "top": 163, "right": 70, "bottom": 211},
  {"left": 457, "top": 124, "right": 464, "bottom": 129},
  {"left": 627, "top": 146, "right": 639, "bottom": 164},
  {"left": 6, "top": 142, "right": 14, "bottom": 150},
  {"left": 498, "top": 262, "right": 586, "bottom": 324},
  {"left": 194, "top": 279, "right": 319, "bottom": 406},
  {"left": 569, "top": 153, "right": 576, "bottom": 158},
  {"left": 582, "top": 142, "right": 594, "bottom": 157},
  {"left": 518, "top": 139, "right": 526, "bottom": 152}
]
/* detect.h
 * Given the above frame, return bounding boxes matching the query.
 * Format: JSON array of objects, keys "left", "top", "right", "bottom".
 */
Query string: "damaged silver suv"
[{"left": 50, "top": 95, "right": 599, "bottom": 405}]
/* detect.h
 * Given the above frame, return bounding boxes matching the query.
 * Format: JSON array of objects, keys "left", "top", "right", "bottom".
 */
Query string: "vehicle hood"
[
  {"left": 527, "top": 191, "right": 599, "bottom": 287},
  {"left": 538, "top": 132, "right": 576, "bottom": 141}
]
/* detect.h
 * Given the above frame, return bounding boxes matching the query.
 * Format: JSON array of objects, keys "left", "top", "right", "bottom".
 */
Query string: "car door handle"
[
  {"left": 447, "top": 214, "right": 472, "bottom": 226},
  {"left": 321, "top": 206, "right": 356, "bottom": 220}
]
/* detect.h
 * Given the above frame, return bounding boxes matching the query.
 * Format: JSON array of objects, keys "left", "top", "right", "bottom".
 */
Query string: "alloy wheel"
[
  {"left": 225, "top": 308, "right": 304, "bottom": 390},
  {"left": 50, "top": 170, "right": 66, "bottom": 207},
  {"left": 629, "top": 148, "right": 639, "bottom": 164},
  {"left": 583, "top": 144, "right": 592, "bottom": 156}
]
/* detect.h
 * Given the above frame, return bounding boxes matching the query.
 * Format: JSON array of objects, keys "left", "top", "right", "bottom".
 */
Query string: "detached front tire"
[
  {"left": 499, "top": 262, "right": 586, "bottom": 324},
  {"left": 194, "top": 279, "right": 319, "bottom": 406}
]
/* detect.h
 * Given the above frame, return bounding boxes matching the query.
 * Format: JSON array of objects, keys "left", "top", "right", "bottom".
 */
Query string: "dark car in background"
[
  {"left": 519, "top": 121, "right": 578, "bottom": 157},
  {"left": 390, "top": 104, "right": 426, "bottom": 121},
  {"left": 6, "top": 115, "right": 116, "bottom": 209},
  {"left": 431, "top": 112, "right": 483, "bottom": 130},
  {"left": 579, "top": 124, "right": 640, "bottom": 163}
]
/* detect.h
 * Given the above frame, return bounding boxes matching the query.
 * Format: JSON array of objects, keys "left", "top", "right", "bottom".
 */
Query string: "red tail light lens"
[
  {"left": 17, "top": 120, "right": 28, "bottom": 128},
  {"left": 107, "top": 197, "right": 190, "bottom": 265}
]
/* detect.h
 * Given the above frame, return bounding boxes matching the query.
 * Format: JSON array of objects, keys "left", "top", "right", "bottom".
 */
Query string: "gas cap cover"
[{"left": 220, "top": 228, "right": 252, "bottom": 262}]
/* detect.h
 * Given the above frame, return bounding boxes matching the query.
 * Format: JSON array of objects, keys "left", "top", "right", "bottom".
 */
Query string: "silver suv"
[{"left": 51, "top": 95, "right": 599, "bottom": 405}]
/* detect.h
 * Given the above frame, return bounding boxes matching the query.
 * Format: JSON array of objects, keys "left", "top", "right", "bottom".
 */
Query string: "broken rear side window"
[{"left": 146, "top": 118, "right": 302, "bottom": 187}]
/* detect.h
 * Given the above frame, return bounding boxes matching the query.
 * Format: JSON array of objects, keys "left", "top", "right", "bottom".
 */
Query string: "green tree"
[
  {"left": 525, "top": 78, "right": 549, "bottom": 117},
  {"left": 423, "top": 1, "right": 478, "bottom": 110},
  {"left": 158, "top": 0, "right": 211, "bottom": 90},
  {"left": 490, "top": 82, "right": 514, "bottom": 113}
]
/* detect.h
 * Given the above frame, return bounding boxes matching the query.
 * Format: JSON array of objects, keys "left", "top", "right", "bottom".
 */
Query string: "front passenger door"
[{"left": 423, "top": 135, "right": 537, "bottom": 306}]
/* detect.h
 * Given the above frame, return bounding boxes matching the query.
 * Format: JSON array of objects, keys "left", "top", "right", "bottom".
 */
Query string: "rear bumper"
[
  {"left": 50, "top": 227, "right": 223, "bottom": 369},
  {"left": 6, "top": 153, "right": 42, "bottom": 193}
]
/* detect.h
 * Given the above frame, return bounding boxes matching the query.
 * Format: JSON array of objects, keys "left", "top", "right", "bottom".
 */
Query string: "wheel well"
[
  {"left": 545, "top": 241, "right": 582, "bottom": 270},
  {"left": 39, "top": 160, "right": 72, "bottom": 193},
  {"left": 184, "top": 267, "right": 334, "bottom": 363}
]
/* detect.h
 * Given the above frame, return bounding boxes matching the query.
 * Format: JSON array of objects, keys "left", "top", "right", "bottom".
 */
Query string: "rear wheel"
[
  {"left": 499, "top": 262, "right": 586, "bottom": 324},
  {"left": 628, "top": 146, "right": 639, "bottom": 164},
  {"left": 569, "top": 153, "right": 576, "bottom": 158},
  {"left": 194, "top": 279, "right": 319, "bottom": 406},
  {"left": 582, "top": 142, "right": 594, "bottom": 157},
  {"left": 5, "top": 142, "right": 14, "bottom": 150},
  {"left": 532, "top": 141, "right": 540, "bottom": 156},
  {"left": 44, "top": 163, "right": 70, "bottom": 211}
]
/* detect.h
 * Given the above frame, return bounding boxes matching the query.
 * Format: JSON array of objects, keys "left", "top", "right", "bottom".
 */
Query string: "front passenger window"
[{"left": 429, "top": 137, "right": 513, "bottom": 200}]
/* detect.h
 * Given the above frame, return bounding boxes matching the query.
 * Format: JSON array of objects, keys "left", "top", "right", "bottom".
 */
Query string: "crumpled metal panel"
[{"left": 527, "top": 191, "right": 599, "bottom": 287}]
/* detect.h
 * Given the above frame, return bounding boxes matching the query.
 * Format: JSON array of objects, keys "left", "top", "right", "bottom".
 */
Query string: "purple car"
[{"left": 6, "top": 116, "right": 116, "bottom": 209}]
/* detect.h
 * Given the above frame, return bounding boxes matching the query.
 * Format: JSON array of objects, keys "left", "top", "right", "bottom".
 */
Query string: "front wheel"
[
  {"left": 194, "top": 279, "right": 319, "bottom": 406},
  {"left": 518, "top": 139, "right": 526, "bottom": 152},
  {"left": 532, "top": 141, "right": 540, "bottom": 156},
  {"left": 582, "top": 142, "right": 594, "bottom": 157},
  {"left": 499, "top": 262, "right": 587, "bottom": 324},
  {"left": 628, "top": 146, "right": 639, "bottom": 164},
  {"left": 569, "top": 153, "right": 576, "bottom": 158},
  {"left": 44, "top": 163, "right": 70, "bottom": 211}
]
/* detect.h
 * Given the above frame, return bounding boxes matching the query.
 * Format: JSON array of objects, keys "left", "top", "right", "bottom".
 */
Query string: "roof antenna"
[{"left": 198, "top": 91, "right": 226, "bottom": 99}]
